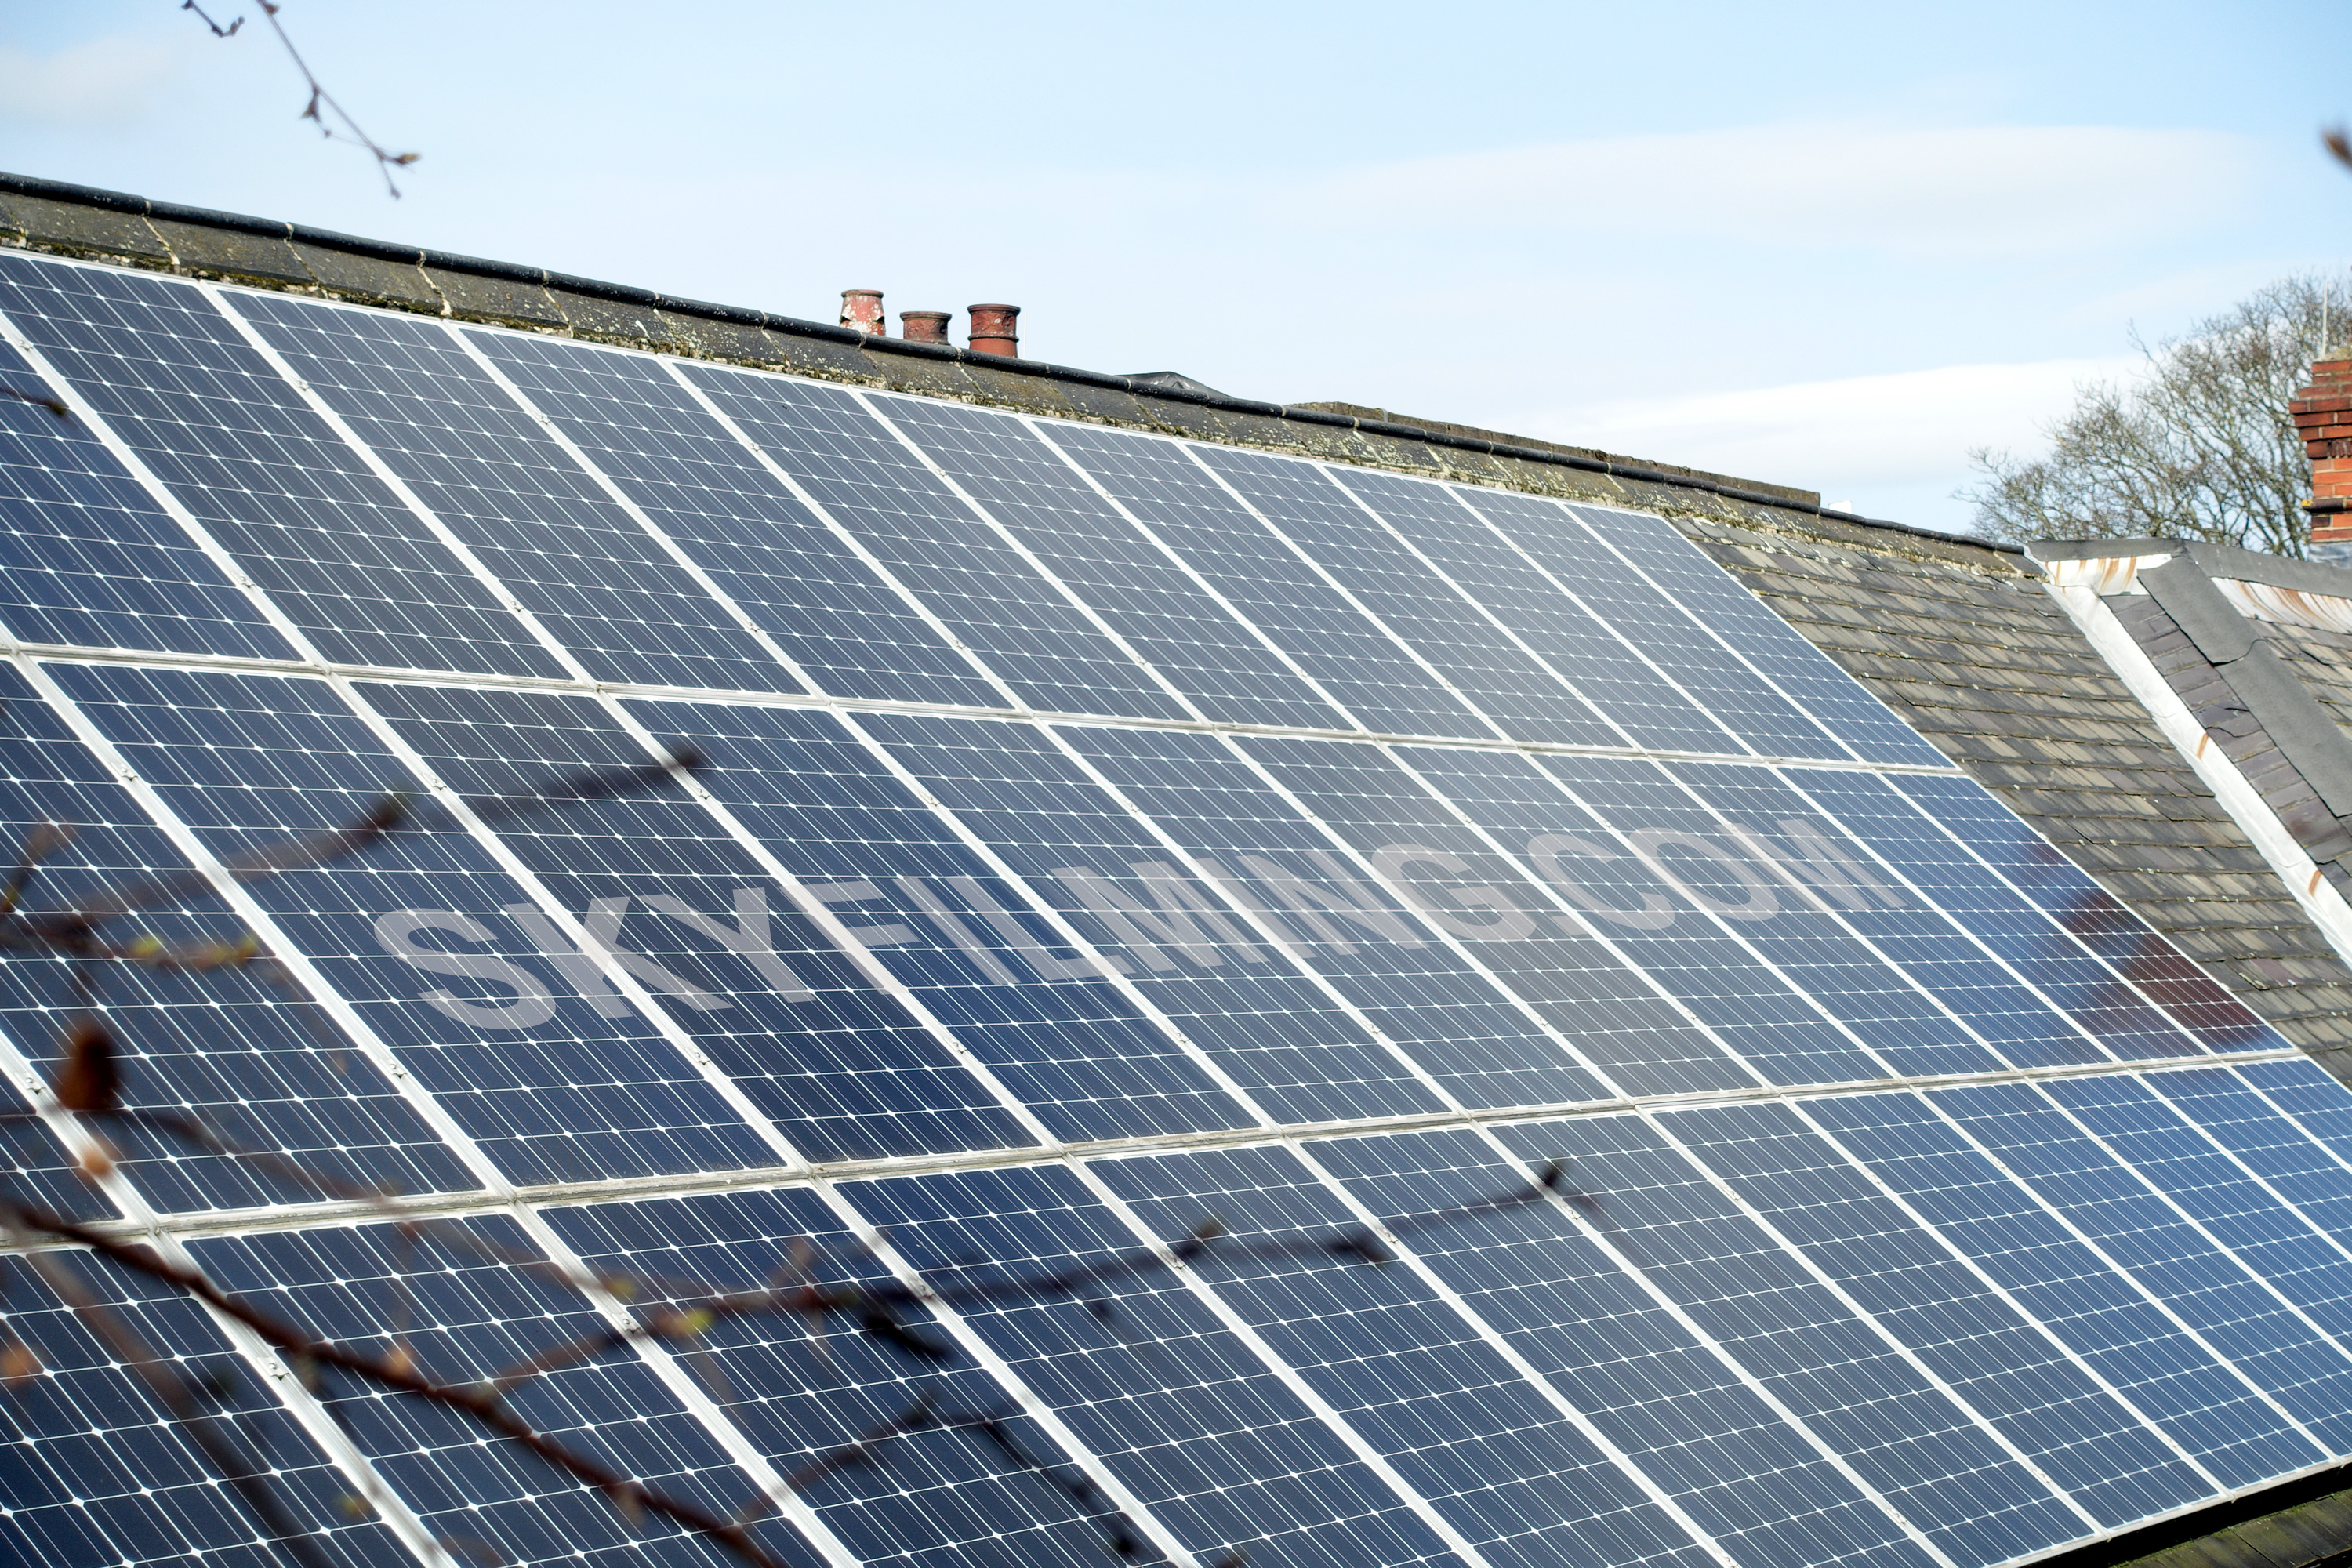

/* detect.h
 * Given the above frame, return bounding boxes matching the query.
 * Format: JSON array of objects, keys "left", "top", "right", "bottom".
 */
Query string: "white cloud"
[
  {"left": 1281, "top": 123, "right": 2257, "bottom": 257},
  {"left": 0, "top": 34, "right": 191, "bottom": 126},
  {"left": 1515, "top": 356, "right": 2146, "bottom": 494}
]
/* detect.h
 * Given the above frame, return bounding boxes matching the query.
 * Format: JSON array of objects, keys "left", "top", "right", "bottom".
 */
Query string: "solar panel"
[{"left": 0, "top": 245, "right": 2346, "bottom": 1568}]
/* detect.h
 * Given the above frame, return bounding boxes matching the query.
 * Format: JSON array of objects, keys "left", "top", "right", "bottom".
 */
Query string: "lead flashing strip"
[{"left": 2047, "top": 579, "right": 2352, "bottom": 968}]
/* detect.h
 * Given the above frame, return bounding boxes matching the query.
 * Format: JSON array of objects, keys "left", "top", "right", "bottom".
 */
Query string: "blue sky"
[{"left": 5, "top": 1, "right": 2349, "bottom": 531}]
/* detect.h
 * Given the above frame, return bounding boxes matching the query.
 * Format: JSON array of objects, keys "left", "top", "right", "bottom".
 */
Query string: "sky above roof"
[{"left": 5, "top": 0, "right": 2348, "bottom": 533}]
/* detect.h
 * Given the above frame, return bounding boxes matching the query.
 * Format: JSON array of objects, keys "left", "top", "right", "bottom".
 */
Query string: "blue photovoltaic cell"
[
  {"left": 1314, "top": 1127, "right": 1933, "bottom": 1568},
  {"left": 1063, "top": 723, "right": 1614, "bottom": 1113},
  {"left": 2042, "top": 1074, "right": 2352, "bottom": 1352},
  {"left": 845, "top": 1162, "right": 1472, "bottom": 1568},
  {"left": 547, "top": 1186, "right": 1145, "bottom": 1568},
  {"left": 362, "top": 681, "right": 1034, "bottom": 1163},
  {"left": 0, "top": 256, "right": 568, "bottom": 680},
  {"left": 0, "top": 334, "right": 289, "bottom": 659},
  {"left": 1673, "top": 763, "right": 2111, "bottom": 1070},
  {"left": 1791, "top": 769, "right": 2205, "bottom": 1062},
  {"left": 1386, "top": 742, "right": 1874, "bottom": 1091},
  {"left": 1898, "top": 771, "right": 2271, "bottom": 1052},
  {"left": 233, "top": 293, "right": 799, "bottom": 695},
  {"left": 1098, "top": 1143, "right": 1719, "bottom": 1568},
  {"left": 1929, "top": 1081, "right": 2352, "bottom": 1453},
  {"left": 1486, "top": 1116, "right": 2096, "bottom": 1568},
  {"left": 1472, "top": 497, "right": 1839, "bottom": 762},
  {"left": 631, "top": 695, "right": 1421, "bottom": 1134},
  {"left": 1359, "top": 481, "right": 1732, "bottom": 755},
  {"left": 469, "top": 330, "right": 998, "bottom": 708},
  {"left": 1237, "top": 737, "right": 1747, "bottom": 1100},
  {"left": 1662, "top": 1099, "right": 2209, "bottom": 1530},
  {"left": 1018, "top": 423, "right": 1353, "bottom": 730},
  {"left": 1809, "top": 1090, "right": 2324, "bottom": 1489},
  {"left": 49, "top": 662, "right": 774, "bottom": 1188},
  {"left": 680, "top": 366, "right": 1186, "bottom": 720},
  {"left": 194, "top": 1215, "right": 823, "bottom": 1568},
  {"left": 885, "top": 396, "right": 1354, "bottom": 730},
  {"left": 1317, "top": 1133, "right": 1938, "bottom": 1568},
  {"left": 1276, "top": 466, "right": 1619, "bottom": 747},
  {"left": 1167, "top": 443, "right": 1508, "bottom": 740},
  {"left": 1549, "top": 757, "right": 2002, "bottom": 1080},
  {"left": 645, "top": 699, "right": 1279, "bottom": 1142},
  {"left": 0, "top": 1249, "right": 412, "bottom": 1568},
  {"left": 1047, "top": 423, "right": 1478, "bottom": 736},
  {"left": 0, "top": 662, "right": 471, "bottom": 1217},
  {"left": 2151, "top": 1066, "right": 2352, "bottom": 1244},
  {"left": 858, "top": 711, "right": 1415, "bottom": 1132},
  {"left": 1893, "top": 773, "right": 2285, "bottom": 1053},
  {"left": 1565, "top": 506, "right": 1944, "bottom": 768}
]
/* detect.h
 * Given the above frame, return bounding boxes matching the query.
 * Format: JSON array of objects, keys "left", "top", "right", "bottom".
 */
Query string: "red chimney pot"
[
  {"left": 839, "top": 289, "right": 885, "bottom": 336},
  {"left": 900, "top": 310, "right": 952, "bottom": 345},
  {"left": 967, "top": 303, "right": 1021, "bottom": 358}
]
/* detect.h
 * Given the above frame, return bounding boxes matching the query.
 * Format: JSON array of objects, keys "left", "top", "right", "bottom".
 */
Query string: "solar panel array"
[{"left": 0, "top": 245, "right": 2347, "bottom": 1568}]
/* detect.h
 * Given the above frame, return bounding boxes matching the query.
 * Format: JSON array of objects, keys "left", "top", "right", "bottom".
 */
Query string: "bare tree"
[
  {"left": 1960, "top": 274, "right": 2350, "bottom": 555},
  {"left": 0, "top": 750, "right": 1594, "bottom": 1568}
]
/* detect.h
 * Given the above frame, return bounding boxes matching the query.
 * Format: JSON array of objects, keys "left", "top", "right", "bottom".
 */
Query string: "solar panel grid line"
[
  {"left": 321, "top": 676, "right": 818, "bottom": 1174},
  {"left": 1522, "top": 764, "right": 1949, "bottom": 1084},
  {"left": 0, "top": 303, "right": 327, "bottom": 669},
  {"left": 1436, "top": 490, "right": 1751, "bottom": 760},
  {"left": 1749, "top": 766, "right": 2147, "bottom": 1070},
  {"left": 1545, "top": 759, "right": 2088, "bottom": 1082},
  {"left": 1050, "top": 1152, "right": 1516, "bottom": 1568},
  {"left": 445, "top": 326, "right": 821, "bottom": 696},
  {"left": 1865, "top": 775, "right": 2256, "bottom": 1057},
  {"left": 15, "top": 1137, "right": 459, "bottom": 1568},
  {"left": 1418, "top": 1118, "right": 1966, "bottom": 1568},
  {"left": 2104, "top": 1072, "right": 2352, "bottom": 1371},
  {"left": 662, "top": 359, "right": 1039, "bottom": 716},
  {"left": 1308, "top": 742, "right": 1769, "bottom": 1098},
  {"left": 2216, "top": 1062, "right": 2352, "bottom": 1194},
  {"left": 1272, "top": 1135, "right": 1743, "bottom": 1568},
  {"left": 586, "top": 695, "right": 1069, "bottom": 1153},
  {"left": 0, "top": 1018, "right": 452, "bottom": 1555},
  {"left": 1316, "top": 470, "right": 1644, "bottom": 753},
  {"left": 825, "top": 708, "right": 1291, "bottom": 1132},
  {"left": 2002, "top": 1081, "right": 2352, "bottom": 1377},
  {"left": 1177, "top": 445, "right": 1509, "bottom": 742},
  {"left": 196, "top": 285, "right": 603, "bottom": 688},
  {"left": 1898, "top": 1087, "right": 2336, "bottom": 1457},
  {"left": 1021, "top": 418, "right": 1375, "bottom": 735},
  {"left": 1018, "top": 721, "right": 1479, "bottom": 1120},
  {"left": 1553, "top": 510, "right": 1864, "bottom": 767},
  {"left": 9, "top": 655, "right": 521, "bottom": 1205},
  {"left": 24, "top": 1048, "right": 2322, "bottom": 1260},
  {"left": 1167, "top": 731, "right": 1665, "bottom": 1105},
  {"left": 1770, "top": 1093, "right": 2230, "bottom": 1492},
  {"left": 808, "top": 1174, "right": 1221, "bottom": 1568},
  {"left": 855, "top": 391, "right": 1216, "bottom": 724},
  {"left": 490, "top": 1196, "right": 869, "bottom": 1568},
  {"left": 1632, "top": 1106, "right": 2112, "bottom": 1540}
]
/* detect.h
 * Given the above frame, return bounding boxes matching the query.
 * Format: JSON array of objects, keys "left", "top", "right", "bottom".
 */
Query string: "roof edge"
[
  {"left": 2027, "top": 1459, "right": 2352, "bottom": 1568},
  {"left": 0, "top": 169, "right": 2019, "bottom": 557},
  {"left": 2028, "top": 537, "right": 2352, "bottom": 597}
]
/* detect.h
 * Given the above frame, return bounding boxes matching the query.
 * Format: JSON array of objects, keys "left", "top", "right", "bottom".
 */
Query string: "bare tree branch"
[{"left": 183, "top": 0, "right": 420, "bottom": 197}]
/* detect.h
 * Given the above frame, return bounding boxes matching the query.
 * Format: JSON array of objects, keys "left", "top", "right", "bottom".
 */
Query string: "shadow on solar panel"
[{"left": 0, "top": 749, "right": 1596, "bottom": 1568}]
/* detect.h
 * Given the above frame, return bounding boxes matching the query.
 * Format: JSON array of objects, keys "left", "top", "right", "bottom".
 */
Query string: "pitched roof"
[{"left": 12, "top": 167, "right": 2352, "bottom": 1568}]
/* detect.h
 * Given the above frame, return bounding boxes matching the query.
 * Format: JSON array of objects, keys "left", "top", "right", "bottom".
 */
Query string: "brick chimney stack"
[{"left": 2292, "top": 352, "right": 2352, "bottom": 565}]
